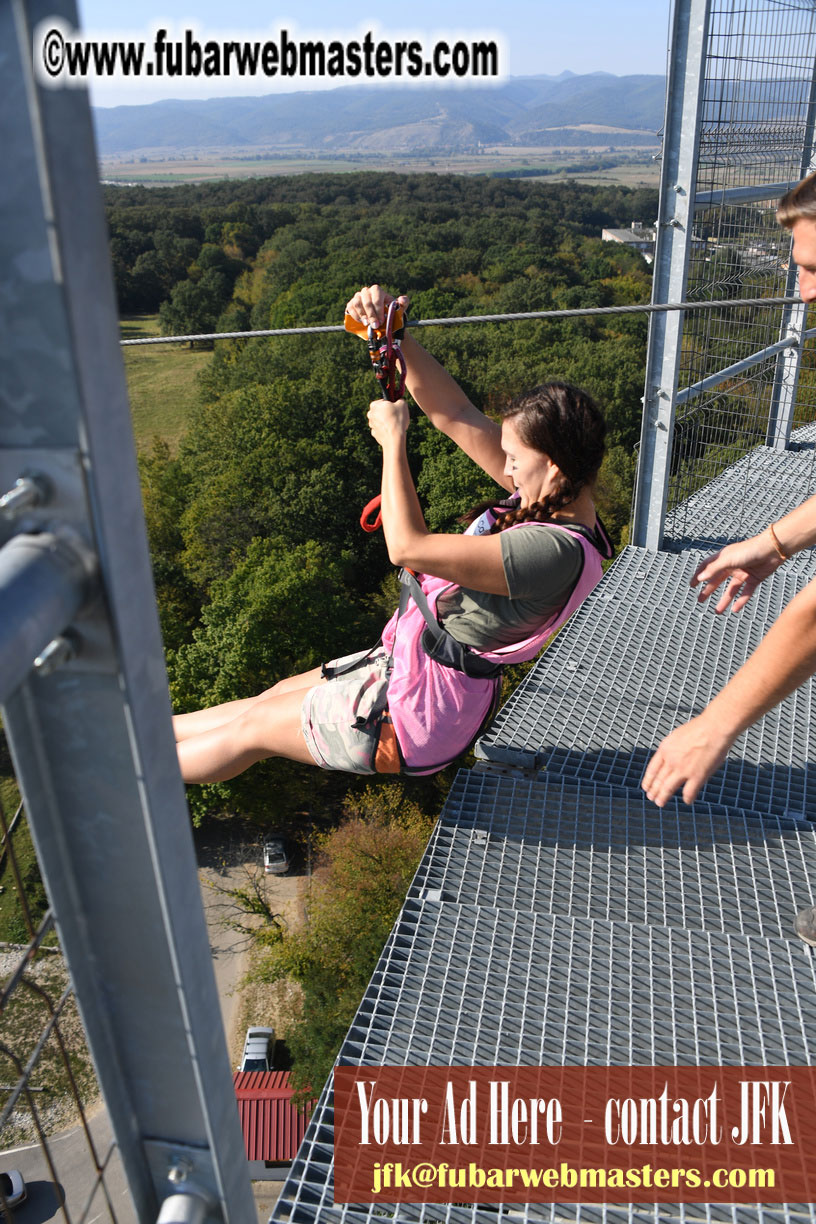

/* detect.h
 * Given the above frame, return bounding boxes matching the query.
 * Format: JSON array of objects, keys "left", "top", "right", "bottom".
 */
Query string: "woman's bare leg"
[
  {"left": 173, "top": 694, "right": 261, "bottom": 741},
  {"left": 177, "top": 684, "right": 317, "bottom": 783},
  {"left": 173, "top": 666, "right": 325, "bottom": 741}
]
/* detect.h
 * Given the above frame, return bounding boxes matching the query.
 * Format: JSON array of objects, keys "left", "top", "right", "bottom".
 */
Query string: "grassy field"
[
  {"left": 0, "top": 733, "right": 95, "bottom": 1144},
  {"left": 0, "top": 814, "right": 48, "bottom": 946},
  {"left": 0, "top": 954, "right": 98, "bottom": 1146},
  {"left": 100, "top": 146, "right": 660, "bottom": 188},
  {"left": 549, "top": 162, "right": 660, "bottom": 188},
  {"left": 0, "top": 738, "right": 54, "bottom": 945},
  {"left": 0, "top": 771, "right": 19, "bottom": 821},
  {"left": 121, "top": 314, "right": 211, "bottom": 450}
]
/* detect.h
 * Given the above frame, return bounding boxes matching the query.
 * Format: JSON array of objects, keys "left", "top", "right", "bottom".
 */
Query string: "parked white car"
[
  {"left": 238, "top": 1026, "right": 275, "bottom": 1072},
  {"left": 0, "top": 1169, "right": 26, "bottom": 1208},
  {"left": 263, "top": 838, "right": 289, "bottom": 875}
]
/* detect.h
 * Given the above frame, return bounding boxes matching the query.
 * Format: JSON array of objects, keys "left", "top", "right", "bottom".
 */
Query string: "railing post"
[
  {"left": 631, "top": 0, "right": 711, "bottom": 551},
  {"left": 767, "top": 310, "right": 806, "bottom": 451}
]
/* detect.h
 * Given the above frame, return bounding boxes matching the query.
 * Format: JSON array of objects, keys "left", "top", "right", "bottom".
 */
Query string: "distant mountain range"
[{"left": 93, "top": 72, "right": 667, "bottom": 157}]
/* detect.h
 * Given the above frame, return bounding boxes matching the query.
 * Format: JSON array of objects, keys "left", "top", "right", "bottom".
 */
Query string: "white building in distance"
[{"left": 602, "top": 221, "right": 656, "bottom": 262}]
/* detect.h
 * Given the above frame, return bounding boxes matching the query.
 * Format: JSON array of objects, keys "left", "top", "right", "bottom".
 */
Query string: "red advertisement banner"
[{"left": 334, "top": 1065, "right": 816, "bottom": 1204}]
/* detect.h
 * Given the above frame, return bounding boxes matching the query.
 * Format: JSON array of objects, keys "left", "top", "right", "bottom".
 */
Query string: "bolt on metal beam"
[{"left": 0, "top": 531, "right": 94, "bottom": 704}]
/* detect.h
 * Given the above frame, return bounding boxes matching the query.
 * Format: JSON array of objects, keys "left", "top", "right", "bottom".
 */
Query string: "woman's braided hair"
[{"left": 466, "top": 381, "right": 607, "bottom": 533}]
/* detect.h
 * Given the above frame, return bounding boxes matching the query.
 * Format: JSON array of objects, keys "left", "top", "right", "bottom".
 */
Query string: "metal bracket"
[{"left": 146, "top": 1142, "right": 220, "bottom": 1224}]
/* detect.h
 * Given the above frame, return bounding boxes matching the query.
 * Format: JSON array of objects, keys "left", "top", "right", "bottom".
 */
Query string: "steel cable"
[{"left": 120, "top": 295, "right": 805, "bottom": 346}]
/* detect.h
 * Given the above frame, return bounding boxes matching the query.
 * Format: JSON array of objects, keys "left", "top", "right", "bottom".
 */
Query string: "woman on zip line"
[{"left": 174, "top": 284, "right": 613, "bottom": 781}]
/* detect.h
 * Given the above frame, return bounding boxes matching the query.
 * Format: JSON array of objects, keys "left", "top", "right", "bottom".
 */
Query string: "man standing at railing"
[{"left": 641, "top": 170, "right": 816, "bottom": 945}]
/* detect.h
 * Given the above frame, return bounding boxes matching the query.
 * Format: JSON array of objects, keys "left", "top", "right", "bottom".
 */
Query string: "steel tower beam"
[
  {"left": 631, "top": 0, "right": 711, "bottom": 551},
  {"left": 0, "top": 3, "right": 255, "bottom": 1219}
]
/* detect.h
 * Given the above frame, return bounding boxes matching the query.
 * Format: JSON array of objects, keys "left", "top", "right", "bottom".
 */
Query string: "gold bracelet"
[{"left": 768, "top": 522, "right": 790, "bottom": 561}]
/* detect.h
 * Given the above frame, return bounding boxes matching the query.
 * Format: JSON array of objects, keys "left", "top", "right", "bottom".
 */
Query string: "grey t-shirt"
[{"left": 436, "top": 524, "right": 584, "bottom": 651}]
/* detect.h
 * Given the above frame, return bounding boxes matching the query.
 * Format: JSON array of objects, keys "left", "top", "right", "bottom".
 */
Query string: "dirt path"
[
  {"left": 194, "top": 826, "right": 307, "bottom": 1063},
  {"left": 194, "top": 828, "right": 309, "bottom": 1219}
]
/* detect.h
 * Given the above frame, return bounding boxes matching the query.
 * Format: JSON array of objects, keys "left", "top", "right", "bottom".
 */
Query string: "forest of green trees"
[{"left": 109, "top": 173, "right": 657, "bottom": 1087}]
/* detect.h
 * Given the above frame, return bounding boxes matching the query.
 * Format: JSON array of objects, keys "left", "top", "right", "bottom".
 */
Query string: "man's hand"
[
  {"left": 641, "top": 714, "right": 733, "bottom": 807},
  {"left": 691, "top": 529, "right": 785, "bottom": 613}
]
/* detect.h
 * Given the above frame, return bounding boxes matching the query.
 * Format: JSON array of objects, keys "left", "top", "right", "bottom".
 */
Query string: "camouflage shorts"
[{"left": 300, "top": 646, "right": 391, "bottom": 774}]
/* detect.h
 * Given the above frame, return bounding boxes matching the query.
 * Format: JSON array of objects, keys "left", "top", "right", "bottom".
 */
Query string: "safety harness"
[
  {"left": 327, "top": 509, "right": 613, "bottom": 775},
  {"left": 396, "top": 568, "right": 504, "bottom": 679},
  {"left": 393, "top": 511, "right": 613, "bottom": 685}
]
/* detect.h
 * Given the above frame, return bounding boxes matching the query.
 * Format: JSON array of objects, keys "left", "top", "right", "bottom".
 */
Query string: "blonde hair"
[{"left": 777, "top": 172, "right": 816, "bottom": 229}]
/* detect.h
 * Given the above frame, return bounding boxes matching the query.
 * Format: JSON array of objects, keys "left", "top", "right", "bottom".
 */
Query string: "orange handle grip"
[{"left": 360, "top": 494, "right": 382, "bottom": 533}]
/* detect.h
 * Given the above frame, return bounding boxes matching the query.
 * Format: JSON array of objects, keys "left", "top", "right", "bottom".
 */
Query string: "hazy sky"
[{"left": 74, "top": 0, "right": 672, "bottom": 108}]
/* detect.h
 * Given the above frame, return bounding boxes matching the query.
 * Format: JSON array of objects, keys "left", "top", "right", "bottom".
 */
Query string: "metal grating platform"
[
  {"left": 475, "top": 547, "right": 816, "bottom": 819},
  {"left": 664, "top": 426, "right": 816, "bottom": 571},
  {"left": 340, "top": 901, "right": 816, "bottom": 1065},
  {"left": 278, "top": 1083, "right": 816, "bottom": 1224},
  {"left": 271, "top": 900, "right": 816, "bottom": 1224},
  {"left": 407, "top": 772, "right": 816, "bottom": 939},
  {"left": 271, "top": 433, "right": 816, "bottom": 1224}
]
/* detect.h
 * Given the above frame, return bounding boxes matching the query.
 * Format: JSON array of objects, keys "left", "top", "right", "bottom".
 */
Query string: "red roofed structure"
[{"left": 233, "top": 1070, "right": 312, "bottom": 1178}]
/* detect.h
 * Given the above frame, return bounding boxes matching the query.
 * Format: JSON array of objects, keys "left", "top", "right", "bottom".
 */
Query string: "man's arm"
[{"left": 641, "top": 574, "right": 816, "bottom": 805}]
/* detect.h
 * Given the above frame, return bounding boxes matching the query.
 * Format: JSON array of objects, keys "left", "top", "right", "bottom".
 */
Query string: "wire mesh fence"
[
  {"left": 668, "top": 339, "right": 816, "bottom": 500},
  {"left": 0, "top": 733, "right": 130, "bottom": 1223},
  {"left": 666, "top": 0, "right": 816, "bottom": 535}
]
